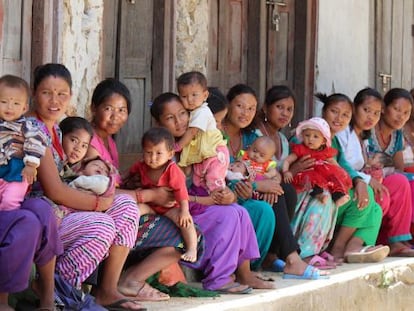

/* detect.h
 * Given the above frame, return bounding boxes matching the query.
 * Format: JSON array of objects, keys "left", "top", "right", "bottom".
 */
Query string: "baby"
[
  {"left": 0, "top": 75, "right": 47, "bottom": 211},
  {"left": 128, "top": 127, "right": 197, "bottom": 262},
  {"left": 283, "top": 117, "right": 352, "bottom": 207},
  {"left": 238, "top": 136, "right": 280, "bottom": 181}
]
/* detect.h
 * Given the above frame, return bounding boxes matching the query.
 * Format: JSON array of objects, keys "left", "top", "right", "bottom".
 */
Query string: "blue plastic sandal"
[
  {"left": 270, "top": 259, "right": 286, "bottom": 272},
  {"left": 282, "top": 265, "right": 329, "bottom": 280}
]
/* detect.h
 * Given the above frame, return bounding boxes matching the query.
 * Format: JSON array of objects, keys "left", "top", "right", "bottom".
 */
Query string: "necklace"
[
  {"left": 223, "top": 125, "right": 242, "bottom": 157},
  {"left": 261, "top": 122, "right": 281, "bottom": 159},
  {"left": 377, "top": 123, "right": 391, "bottom": 150}
]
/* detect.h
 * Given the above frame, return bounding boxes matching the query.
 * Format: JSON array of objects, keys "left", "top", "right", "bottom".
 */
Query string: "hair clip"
[{"left": 146, "top": 101, "right": 153, "bottom": 107}]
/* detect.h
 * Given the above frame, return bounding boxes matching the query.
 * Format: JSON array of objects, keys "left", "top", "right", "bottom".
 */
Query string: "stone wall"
[
  {"left": 60, "top": 0, "right": 103, "bottom": 118},
  {"left": 175, "top": 0, "right": 209, "bottom": 78}
]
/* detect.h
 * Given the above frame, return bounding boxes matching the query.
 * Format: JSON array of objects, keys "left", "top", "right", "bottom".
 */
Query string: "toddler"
[
  {"left": 175, "top": 71, "right": 229, "bottom": 193},
  {"left": 0, "top": 74, "right": 47, "bottom": 211},
  {"left": 283, "top": 117, "right": 352, "bottom": 207},
  {"left": 128, "top": 127, "right": 197, "bottom": 262}
]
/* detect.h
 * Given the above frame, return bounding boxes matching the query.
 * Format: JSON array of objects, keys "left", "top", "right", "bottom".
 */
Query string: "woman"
[
  {"left": 336, "top": 87, "right": 413, "bottom": 256},
  {"left": 256, "top": 85, "right": 337, "bottom": 260},
  {"left": 223, "top": 84, "right": 324, "bottom": 279},
  {"left": 28, "top": 64, "right": 143, "bottom": 311},
  {"left": 257, "top": 86, "right": 387, "bottom": 263},
  {"left": 366, "top": 87, "right": 414, "bottom": 255},
  {"left": 314, "top": 93, "right": 386, "bottom": 262}
]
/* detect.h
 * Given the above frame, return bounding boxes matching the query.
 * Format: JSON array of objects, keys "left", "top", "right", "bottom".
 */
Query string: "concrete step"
[{"left": 140, "top": 257, "right": 414, "bottom": 311}]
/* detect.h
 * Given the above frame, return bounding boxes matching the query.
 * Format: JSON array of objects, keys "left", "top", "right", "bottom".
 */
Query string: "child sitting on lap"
[
  {"left": 176, "top": 71, "right": 229, "bottom": 193},
  {"left": 0, "top": 75, "right": 47, "bottom": 211},
  {"left": 127, "top": 127, "right": 198, "bottom": 262},
  {"left": 283, "top": 117, "right": 352, "bottom": 207},
  {"left": 238, "top": 136, "right": 280, "bottom": 181}
]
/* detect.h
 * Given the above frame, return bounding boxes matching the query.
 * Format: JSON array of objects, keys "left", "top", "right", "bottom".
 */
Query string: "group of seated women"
[{"left": 1, "top": 63, "right": 414, "bottom": 311}]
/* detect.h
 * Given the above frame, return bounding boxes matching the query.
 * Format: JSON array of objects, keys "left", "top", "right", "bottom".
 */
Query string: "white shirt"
[{"left": 336, "top": 127, "right": 371, "bottom": 184}]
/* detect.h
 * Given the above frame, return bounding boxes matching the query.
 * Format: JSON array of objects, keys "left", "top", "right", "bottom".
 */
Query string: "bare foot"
[
  {"left": 181, "top": 249, "right": 197, "bottom": 262},
  {"left": 118, "top": 281, "right": 170, "bottom": 301},
  {"left": 93, "top": 288, "right": 145, "bottom": 310},
  {"left": 237, "top": 273, "right": 276, "bottom": 289},
  {"left": 335, "top": 194, "right": 350, "bottom": 207}
]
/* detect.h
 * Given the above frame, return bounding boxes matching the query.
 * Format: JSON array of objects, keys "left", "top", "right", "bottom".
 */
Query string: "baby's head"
[
  {"left": 227, "top": 160, "right": 254, "bottom": 181},
  {"left": 296, "top": 117, "right": 331, "bottom": 150},
  {"left": 141, "top": 127, "right": 175, "bottom": 170},
  {"left": 177, "top": 71, "right": 209, "bottom": 112},
  {"left": 0, "top": 75, "right": 30, "bottom": 122},
  {"left": 207, "top": 87, "right": 228, "bottom": 131},
  {"left": 60, "top": 116, "right": 94, "bottom": 164},
  {"left": 81, "top": 157, "right": 111, "bottom": 177},
  {"left": 247, "top": 136, "right": 276, "bottom": 164}
]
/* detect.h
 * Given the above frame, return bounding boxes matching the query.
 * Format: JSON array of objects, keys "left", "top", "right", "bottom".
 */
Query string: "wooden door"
[
  {"left": 0, "top": 0, "right": 33, "bottom": 80},
  {"left": 208, "top": 0, "right": 248, "bottom": 93},
  {"left": 375, "top": 0, "right": 414, "bottom": 94},
  {"left": 103, "top": 0, "right": 154, "bottom": 155},
  {"left": 265, "top": 0, "right": 295, "bottom": 89}
]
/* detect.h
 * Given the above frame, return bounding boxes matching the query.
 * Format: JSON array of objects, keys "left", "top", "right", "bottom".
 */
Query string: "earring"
[
  {"left": 264, "top": 114, "right": 268, "bottom": 122},
  {"left": 289, "top": 122, "right": 292, "bottom": 127}
]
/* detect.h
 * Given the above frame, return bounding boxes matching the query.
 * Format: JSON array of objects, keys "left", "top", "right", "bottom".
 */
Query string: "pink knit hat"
[{"left": 296, "top": 117, "right": 331, "bottom": 147}]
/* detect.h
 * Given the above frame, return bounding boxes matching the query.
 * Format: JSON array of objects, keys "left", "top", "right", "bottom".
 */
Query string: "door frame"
[{"left": 247, "top": 0, "right": 318, "bottom": 124}]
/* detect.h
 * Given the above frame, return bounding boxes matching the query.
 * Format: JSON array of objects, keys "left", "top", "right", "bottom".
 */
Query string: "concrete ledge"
[{"left": 142, "top": 258, "right": 414, "bottom": 311}]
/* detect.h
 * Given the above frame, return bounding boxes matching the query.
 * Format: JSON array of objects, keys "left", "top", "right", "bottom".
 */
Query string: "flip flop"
[
  {"left": 269, "top": 258, "right": 286, "bottom": 272},
  {"left": 308, "top": 255, "right": 336, "bottom": 270},
  {"left": 119, "top": 281, "right": 170, "bottom": 301},
  {"left": 283, "top": 265, "right": 329, "bottom": 280},
  {"left": 345, "top": 245, "right": 390, "bottom": 263},
  {"left": 216, "top": 282, "right": 252, "bottom": 294},
  {"left": 103, "top": 298, "right": 147, "bottom": 311},
  {"left": 389, "top": 246, "right": 414, "bottom": 257}
]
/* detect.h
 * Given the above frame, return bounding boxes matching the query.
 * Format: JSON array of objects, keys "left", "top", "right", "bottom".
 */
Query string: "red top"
[{"left": 129, "top": 160, "right": 189, "bottom": 214}]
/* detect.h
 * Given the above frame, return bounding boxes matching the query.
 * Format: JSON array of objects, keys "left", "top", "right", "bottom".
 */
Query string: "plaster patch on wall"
[{"left": 61, "top": 0, "right": 103, "bottom": 118}]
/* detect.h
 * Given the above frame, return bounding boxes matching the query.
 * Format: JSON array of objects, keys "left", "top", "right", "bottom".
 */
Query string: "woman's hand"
[
  {"left": 260, "top": 192, "right": 278, "bottom": 205},
  {"left": 353, "top": 179, "right": 369, "bottom": 209},
  {"left": 98, "top": 195, "right": 115, "bottom": 211},
  {"left": 290, "top": 155, "right": 315, "bottom": 175},
  {"left": 234, "top": 181, "right": 253, "bottom": 200},
  {"left": 255, "top": 179, "right": 284, "bottom": 195},
  {"left": 369, "top": 178, "right": 388, "bottom": 202},
  {"left": 211, "top": 187, "right": 236, "bottom": 205}
]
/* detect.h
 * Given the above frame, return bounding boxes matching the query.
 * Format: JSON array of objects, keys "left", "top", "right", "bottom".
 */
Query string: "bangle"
[
  {"left": 135, "top": 189, "right": 144, "bottom": 203},
  {"left": 94, "top": 195, "right": 100, "bottom": 211}
]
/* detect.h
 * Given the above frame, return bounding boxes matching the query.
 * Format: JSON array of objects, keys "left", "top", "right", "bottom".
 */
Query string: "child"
[
  {"left": 0, "top": 74, "right": 47, "bottom": 211},
  {"left": 283, "top": 117, "right": 352, "bottom": 207},
  {"left": 175, "top": 71, "right": 229, "bottom": 193},
  {"left": 238, "top": 136, "right": 279, "bottom": 181},
  {"left": 60, "top": 116, "right": 94, "bottom": 166},
  {"left": 128, "top": 127, "right": 198, "bottom": 262}
]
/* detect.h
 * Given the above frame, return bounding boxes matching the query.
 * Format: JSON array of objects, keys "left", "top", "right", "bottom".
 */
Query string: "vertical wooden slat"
[
  {"left": 391, "top": 0, "right": 404, "bottom": 87},
  {"left": 401, "top": 0, "right": 413, "bottom": 88}
]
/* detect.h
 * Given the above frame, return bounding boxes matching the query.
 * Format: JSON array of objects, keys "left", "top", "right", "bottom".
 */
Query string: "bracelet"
[
  {"left": 135, "top": 189, "right": 144, "bottom": 203},
  {"left": 94, "top": 195, "right": 100, "bottom": 211},
  {"left": 194, "top": 195, "right": 197, "bottom": 203}
]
